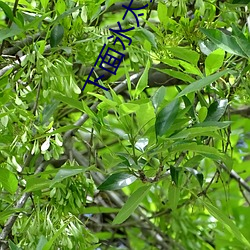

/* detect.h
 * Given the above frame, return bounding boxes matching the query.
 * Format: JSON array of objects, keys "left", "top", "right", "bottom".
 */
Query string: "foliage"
[{"left": 1, "top": 0, "right": 250, "bottom": 249}]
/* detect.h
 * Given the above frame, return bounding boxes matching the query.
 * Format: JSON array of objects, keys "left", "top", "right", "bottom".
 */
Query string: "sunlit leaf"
[
  {"left": 119, "top": 103, "right": 140, "bottom": 115},
  {"left": 177, "top": 70, "right": 231, "bottom": 97},
  {"left": 0, "top": 168, "right": 18, "bottom": 194},
  {"left": 205, "top": 49, "right": 225, "bottom": 75},
  {"left": 198, "top": 106, "right": 208, "bottom": 122},
  {"left": 98, "top": 172, "right": 137, "bottom": 191},
  {"left": 157, "top": 2, "right": 168, "bottom": 23},
  {"left": 168, "top": 47, "right": 200, "bottom": 65}
]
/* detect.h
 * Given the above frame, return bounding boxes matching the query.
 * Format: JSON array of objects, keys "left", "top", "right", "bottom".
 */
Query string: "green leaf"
[
  {"left": 0, "top": 1, "right": 14, "bottom": 21},
  {"left": 205, "top": 99, "right": 228, "bottom": 122},
  {"left": 41, "top": 100, "right": 60, "bottom": 125},
  {"left": 170, "top": 143, "right": 228, "bottom": 165},
  {"left": 119, "top": 103, "right": 140, "bottom": 115},
  {"left": 170, "top": 166, "right": 180, "bottom": 186},
  {"left": 194, "top": 121, "right": 231, "bottom": 129},
  {"left": 14, "top": 14, "right": 24, "bottom": 28},
  {"left": 168, "top": 47, "right": 200, "bottom": 65},
  {"left": 80, "top": 206, "right": 120, "bottom": 214},
  {"left": 198, "top": 91, "right": 210, "bottom": 107},
  {"left": 151, "top": 86, "right": 166, "bottom": 111},
  {"left": 88, "top": 93, "right": 117, "bottom": 107},
  {"left": 200, "top": 28, "right": 247, "bottom": 58},
  {"left": 170, "top": 126, "right": 221, "bottom": 139},
  {"left": 198, "top": 106, "right": 208, "bottom": 122},
  {"left": 230, "top": 24, "right": 250, "bottom": 58},
  {"left": 36, "top": 236, "right": 48, "bottom": 250},
  {"left": 176, "top": 70, "right": 231, "bottom": 98},
  {"left": 25, "top": 12, "right": 52, "bottom": 30},
  {"left": 42, "top": 223, "right": 69, "bottom": 250},
  {"left": 9, "top": 241, "right": 22, "bottom": 250},
  {"left": 0, "top": 168, "right": 18, "bottom": 194},
  {"left": 183, "top": 155, "right": 204, "bottom": 168},
  {"left": 231, "top": 24, "right": 247, "bottom": 41},
  {"left": 0, "top": 209, "right": 23, "bottom": 223},
  {"left": 112, "top": 185, "right": 151, "bottom": 224},
  {"left": 50, "top": 24, "right": 64, "bottom": 47},
  {"left": 105, "top": 0, "right": 117, "bottom": 8},
  {"left": 185, "top": 167, "right": 204, "bottom": 187},
  {"left": 205, "top": 49, "right": 225, "bottom": 75},
  {"left": 53, "top": 92, "right": 85, "bottom": 112},
  {"left": 51, "top": 166, "right": 86, "bottom": 186},
  {"left": 24, "top": 177, "right": 51, "bottom": 192},
  {"left": 203, "top": 201, "right": 250, "bottom": 248},
  {"left": 0, "top": 25, "right": 23, "bottom": 42},
  {"left": 134, "top": 59, "right": 150, "bottom": 97},
  {"left": 234, "top": 36, "right": 250, "bottom": 58},
  {"left": 135, "top": 28, "right": 157, "bottom": 49},
  {"left": 179, "top": 61, "right": 203, "bottom": 76},
  {"left": 178, "top": 92, "right": 196, "bottom": 119},
  {"left": 168, "top": 182, "right": 180, "bottom": 210},
  {"left": 54, "top": 5, "right": 83, "bottom": 24},
  {"left": 155, "top": 67, "right": 195, "bottom": 83},
  {"left": 98, "top": 172, "right": 137, "bottom": 191},
  {"left": 157, "top": 2, "right": 168, "bottom": 24},
  {"left": 199, "top": 39, "right": 218, "bottom": 55},
  {"left": 155, "top": 99, "right": 179, "bottom": 137},
  {"left": 40, "top": 0, "right": 49, "bottom": 9}
]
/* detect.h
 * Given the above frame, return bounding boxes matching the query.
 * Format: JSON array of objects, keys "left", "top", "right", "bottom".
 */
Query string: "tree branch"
[{"left": 2, "top": 32, "right": 46, "bottom": 56}]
